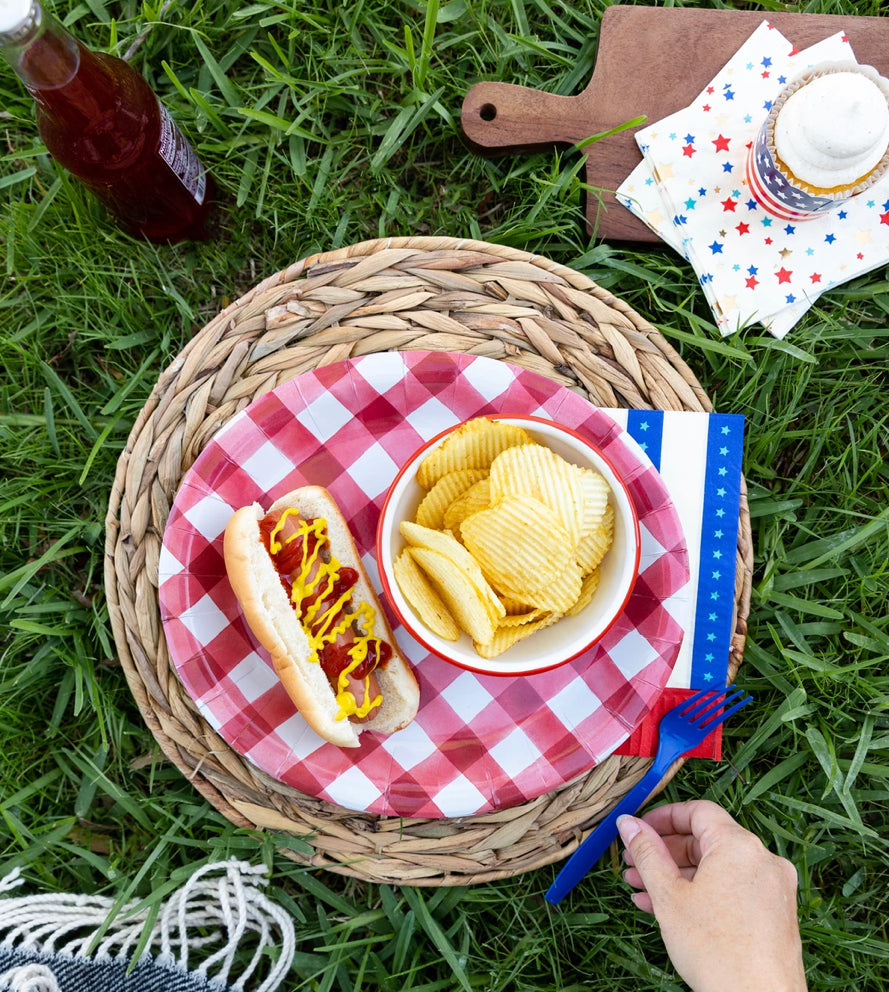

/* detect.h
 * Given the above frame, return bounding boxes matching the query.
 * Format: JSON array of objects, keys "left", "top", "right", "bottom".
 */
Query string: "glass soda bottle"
[{"left": 0, "top": 0, "right": 213, "bottom": 242}]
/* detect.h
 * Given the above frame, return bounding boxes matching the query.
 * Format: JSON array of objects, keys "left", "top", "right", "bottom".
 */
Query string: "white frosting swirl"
[{"left": 774, "top": 70, "right": 889, "bottom": 188}]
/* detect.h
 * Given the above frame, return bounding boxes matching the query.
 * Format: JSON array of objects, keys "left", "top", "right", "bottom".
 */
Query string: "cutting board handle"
[{"left": 461, "top": 82, "right": 586, "bottom": 151}]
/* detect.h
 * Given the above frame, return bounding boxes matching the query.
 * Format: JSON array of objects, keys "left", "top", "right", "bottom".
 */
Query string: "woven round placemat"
[{"left": 104, "top": 236, "right": 751, "bottom": 886}]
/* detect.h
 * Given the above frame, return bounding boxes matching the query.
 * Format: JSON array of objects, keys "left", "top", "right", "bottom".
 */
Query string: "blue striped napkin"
[{"left": 607, "top": 410, "right": 746, "bottom": 759}]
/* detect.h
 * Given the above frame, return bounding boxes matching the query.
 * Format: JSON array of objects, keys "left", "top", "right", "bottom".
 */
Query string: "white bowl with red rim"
[{"left": 376, "top": 414, "right": 641, "bottom": 677}]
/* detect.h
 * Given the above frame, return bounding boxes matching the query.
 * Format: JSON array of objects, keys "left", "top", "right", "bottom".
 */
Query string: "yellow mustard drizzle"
[{"left": 270, "top": 509, "right": 384, "bottom": 722}]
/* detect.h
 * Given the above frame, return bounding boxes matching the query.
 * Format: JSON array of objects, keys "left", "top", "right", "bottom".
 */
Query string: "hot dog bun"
[{"left": 223, "top": 486, "right": 419, "bottom": 748}]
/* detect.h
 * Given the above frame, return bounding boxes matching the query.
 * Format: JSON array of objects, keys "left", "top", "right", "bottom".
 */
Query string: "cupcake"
[{"left": 746, "top": 62, "right": 889, "bottom": 221}]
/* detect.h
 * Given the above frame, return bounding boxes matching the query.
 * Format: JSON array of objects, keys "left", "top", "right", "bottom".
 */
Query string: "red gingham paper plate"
[{"left": 158, "top": 351, "right": 690, "bottom": 818}]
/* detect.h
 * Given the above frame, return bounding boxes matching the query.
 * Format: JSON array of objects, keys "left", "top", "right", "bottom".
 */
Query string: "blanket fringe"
[{"left": 0, "top": 860, "right": 295, "bottom": 992}]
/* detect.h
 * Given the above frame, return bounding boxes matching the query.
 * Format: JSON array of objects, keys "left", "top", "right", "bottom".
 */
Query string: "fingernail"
[{"left": 616, "top": 814, "right": 641, "bottom": 843}]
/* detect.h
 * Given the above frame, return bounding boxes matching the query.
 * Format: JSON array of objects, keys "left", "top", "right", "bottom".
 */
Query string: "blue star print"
[{"left": 709, "top": 241, "right": 724, "bottom": 254}]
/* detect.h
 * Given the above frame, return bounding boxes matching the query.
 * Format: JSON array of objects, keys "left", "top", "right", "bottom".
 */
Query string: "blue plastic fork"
[{"left": 545, "top": 685, "right": 753, "bottom": 905}]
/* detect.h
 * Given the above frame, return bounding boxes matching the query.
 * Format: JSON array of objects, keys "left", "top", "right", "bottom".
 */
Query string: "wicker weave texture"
[{"left": 104, "top": 237, "right": 751, "bottom": 885}]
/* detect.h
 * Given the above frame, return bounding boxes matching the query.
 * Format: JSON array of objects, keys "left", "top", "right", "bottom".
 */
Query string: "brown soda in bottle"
[{"left": 0, "top": 0, "right": 213, "bottom": 242}]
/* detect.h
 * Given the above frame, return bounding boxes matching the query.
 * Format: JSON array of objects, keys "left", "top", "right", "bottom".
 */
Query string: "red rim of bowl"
[{"left": 375, "top": 414, "right": 642, "bottom": 677}]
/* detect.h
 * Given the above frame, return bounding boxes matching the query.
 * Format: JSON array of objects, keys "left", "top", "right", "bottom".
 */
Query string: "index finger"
[{"left": 640, "top": 800, "right": 740, "bottom": 840}]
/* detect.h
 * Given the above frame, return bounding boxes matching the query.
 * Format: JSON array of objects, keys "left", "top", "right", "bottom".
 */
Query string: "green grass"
[{"left": 2, "top": 0, "right": 888, "bottom": 989}]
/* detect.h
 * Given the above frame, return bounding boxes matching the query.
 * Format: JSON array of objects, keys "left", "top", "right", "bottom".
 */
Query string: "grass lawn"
[{"left": 1, "top": 1, "right": 887, "bottom": 989}]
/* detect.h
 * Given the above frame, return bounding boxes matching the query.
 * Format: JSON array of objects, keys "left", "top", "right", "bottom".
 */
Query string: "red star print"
[
  {"left": 736, "top": 222, "right": 750, "bottom": 235},
  {"left": 842, "top": 33, "right": 849, "bottom": 43},
  {"left": 683, "top": 144, "right": 696, "bottom": 157},
  {"left": 761, "top": 71, "right": 770, "bottom": 78},
  {"left": 810, "top": 273, "right": 821, "bottom": 284},
  {"left": 880, "top": 211, "right": 889, "bottom": 225},
  {"left": 713, "top": 134, "right": 730, "bottom": 153},
  {"left": 776, "top": 267, "right": 792, "bottom": 284},
  {"left": 764, "top": 237, "right": 773, "bottom": 245},
  {"left": 721, "top": 197, "right": 737, "bottom": 212},
  {"left": 857, "top": 252, "right": 864, "bottom": 260},
  {"left": 789, "top": 44, "right": 799, "bottom": 55},
  {"left": 746, "top": 276, "right": 759, "bottom": 289},
  {"left": 707, "top": 86, "right": 715, "bottom": 93},
  {"left": 745, "top": 140, "right": 753, "bottom": 149},
  {"left": 703, "top": 104, "right": 711, "bottom": 112}
]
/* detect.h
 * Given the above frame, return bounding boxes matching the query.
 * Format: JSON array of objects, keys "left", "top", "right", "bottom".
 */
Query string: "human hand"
[{"left": 617, "top": 800, "right": 807, "bottom": 992}]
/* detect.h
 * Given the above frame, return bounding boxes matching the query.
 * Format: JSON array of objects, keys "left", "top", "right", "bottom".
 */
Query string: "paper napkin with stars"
[
  {"left": 617, "top": 21, "right": 889, "bottom": 338},
  {"left": 607, "top": 408, "right": 745, "bottom": 761}
]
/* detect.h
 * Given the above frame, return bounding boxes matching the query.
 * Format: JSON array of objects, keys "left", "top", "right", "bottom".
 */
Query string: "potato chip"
[
  {"left": 415, "top": 468, "right": 488, "bottom": 530},
  {"left": 393, "top": 549, "right": 460, "bottom": 641},
  {"left": 408, "top": 547, "right": 499, "bottom": 645},
  {"left": 579, "top": 469, "right": 610, "bottom": 536},
  {"left": 442, "top": 477, "right": 491, "bottom": 537},
  {"left": 416, "top": 417, "right": 536, "bottom": 489},
  {"left": 489, "top": 444, "right": 587, "bottom": 544},
  {"left": 566, "top": 568, "right": 600, "bottom": 616},
  {"left": 496, "top": 607, "right": 548, "bottom": 628},
  {"left": 576, "top": 502, "right": 614, "bottom": 573},
  {"left": 399, "top": 521, "right": 505, "bottom": 622},
  {"left": 521, "top": 559, "right": 584, "bottom": 614},
  {"left": 474, "top": 612, "right": 559, "bottom": 659},
  {"left": 499, "top": 593, "right": 537, "bottom": 615},
  {"left": 459, "top": 495, "right": 573, "bottom": 599}
]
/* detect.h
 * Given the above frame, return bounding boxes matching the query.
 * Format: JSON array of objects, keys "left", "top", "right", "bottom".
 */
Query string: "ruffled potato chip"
[
  {"left": 474, "top": 612, "right": 560, "bottom": 659},
  {"left": 521, "top": 559, "right": 584, "bottom": 614},
  {"left": 408, "top": 547, "right": 499, "bottom": 646},
  {"left": 393, "top": 549, "right": 460, "bottom": 641},
  {"left": 459, "top": 494, "right": 573, "bottom": 599},
  {"left": 499, "top": 593, "right": 538, "bottom": 615},
  {"left": 416, "top": 418, "right": 536, "bottom": 489},
  {"left": 576, "top": 502, "right": 614, "bottom": 573},
  {"left": 489, "top": 443, "right": 587, "bottom": 545},
  {"left": 496, "top": 607, "right": 549, "bottom": 628},
  {"left": 442, "top": 477, "right": 492, "bottom": 538},
  {"left": 399, "top": 520, "right": 505, "bottom": 623},
  {"left": 415, "top": 468, "right": 488, "bottom": 530},
  {"left": 566, "top": 568, "right": 600, "bottom": 617},
  {"left": 579, "top": 469, "right": 610, "bottom": 536}
]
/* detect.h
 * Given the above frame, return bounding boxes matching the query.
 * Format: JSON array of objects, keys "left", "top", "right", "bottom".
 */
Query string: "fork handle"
[{"left": 545, "top": 753, "right": 676, "bottom": 904}]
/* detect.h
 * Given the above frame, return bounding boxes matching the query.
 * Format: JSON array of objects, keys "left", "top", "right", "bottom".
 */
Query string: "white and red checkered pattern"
[{"left": 159, "top": 351, "right": 690, "bottom": 817}]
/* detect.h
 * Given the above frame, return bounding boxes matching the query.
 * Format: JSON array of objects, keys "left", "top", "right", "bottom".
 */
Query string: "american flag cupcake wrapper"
[{"left": 746, "top": 128, "right": 847, "bottom": 221}]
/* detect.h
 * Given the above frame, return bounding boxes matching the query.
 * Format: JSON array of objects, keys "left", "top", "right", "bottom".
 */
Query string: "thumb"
[{"left": 617, "top": 814, "right": 682, "bottom": 906}]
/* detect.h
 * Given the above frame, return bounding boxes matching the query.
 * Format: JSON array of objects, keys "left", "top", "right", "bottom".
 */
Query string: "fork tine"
[
  {"left": 685, "top": 686, "right": 747, "bottom": 723},
  {"left": 699, "top": 692, "right": 753, "bottom": 728},
  {"left": 682, "top": 686, "right": 732, "bottom": 720},
  {"left": 678, "top": 686, "right": 725, "bottom": 716}
]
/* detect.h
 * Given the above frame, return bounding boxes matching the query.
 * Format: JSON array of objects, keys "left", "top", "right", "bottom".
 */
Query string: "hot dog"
[{"left": 223, "top": 486, "right": 419, "bottom": 748}]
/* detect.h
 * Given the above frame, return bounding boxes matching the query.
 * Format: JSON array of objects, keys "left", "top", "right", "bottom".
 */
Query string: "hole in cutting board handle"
[{"left": 479, "top": 103, "right": 497, "bottom": 122}]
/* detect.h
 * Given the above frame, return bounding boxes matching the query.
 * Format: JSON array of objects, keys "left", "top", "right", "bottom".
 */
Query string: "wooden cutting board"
[{"left": 461, "top": 6, "right": 889, "bottom": 243}]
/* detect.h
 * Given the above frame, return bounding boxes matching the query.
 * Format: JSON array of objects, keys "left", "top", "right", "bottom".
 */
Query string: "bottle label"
[{"left": 157, "top": 102, "right": 207, "bottom": 205}]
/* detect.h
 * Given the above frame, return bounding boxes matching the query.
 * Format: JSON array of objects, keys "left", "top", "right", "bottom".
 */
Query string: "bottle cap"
[{"left": 0, "top": 0, "right": 39, "bottom": 43}]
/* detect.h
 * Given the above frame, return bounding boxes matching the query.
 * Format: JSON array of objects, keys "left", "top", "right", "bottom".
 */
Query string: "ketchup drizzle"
[{"left": 259, "top": 512, "right": 393, "bottom": 684}]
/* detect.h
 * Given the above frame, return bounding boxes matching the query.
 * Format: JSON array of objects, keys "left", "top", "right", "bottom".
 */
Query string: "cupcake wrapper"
[{"left": 746, "top": 129, "right": 846, "bottom": 221}]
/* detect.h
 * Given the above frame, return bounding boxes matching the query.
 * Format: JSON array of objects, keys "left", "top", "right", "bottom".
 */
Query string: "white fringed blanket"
[{"left": 0, "top": 860, "right": 295, "bottom": 992}]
